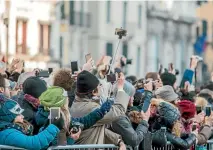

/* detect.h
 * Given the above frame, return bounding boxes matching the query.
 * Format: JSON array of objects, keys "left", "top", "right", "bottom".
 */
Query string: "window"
[
  {"left": 106, "top": 1, "right": 111, "bottom": 23},
  {"left": 80, "top": 1, "right": 84, "bottom": 26},
  {"left": 39, "top": 23, "right": 50, "bottom": 55},
  {"left": 69, "top": 1, "right": 75, "bottom": 25},
  {"left": 137, "top": 46, "right": 141, "bottom": 73},
  {"left": 122, "top": 43, "right": 128, "bottom": 58},
  {"left": 106, "top": 43, "right": 113, "bottom": 56},
  {"left": 59, "top": 36, "right": 63, "bottom": 58},
  {"left": 60, "top": 2, "right": 65, "bottom": 20},
  {"left": 138, "top": 5, "right": 142, "bottom": 28},
  {"left": 123, "top": 2, "right": 127, "bottom": 29},
  {"left": 16, "top": 20, "right": 27, "bottom": 54},
  {"left": 202, "top": 20, "right": 207, "bottom": 35}
]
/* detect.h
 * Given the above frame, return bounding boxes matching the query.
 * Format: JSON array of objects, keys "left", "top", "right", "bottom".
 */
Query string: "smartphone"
[
  {"left": 48, "top": 68, "right": 53, "bottom": 74},
  {"left": 192, "top": 124, "right": 197, "bottom": 131},
  {"left": 49, "top": 107, "right": 60, "bottom": 124},
  {"left": 205, "top": 106, "right": 211, "bottom": 116},
  {"left": 107, "top": 74, "right": 116, "bottom": 83},
  {"left": 85, "top": 53, "right": 91, "bottom": 62},
  {"left": 160, "top": 127, "right": 166, "bottom": 132},
  {"left": 71, "top": 61, "right": 78, "bottom": 75},
  {"left": 196, "top": 106, "right": 202, "bottom": 114},
  {"left": 38, "top": 70, "right": 49, "bottom": 78},
  {"left": 142, "top": 96, "right": 151, "bottom": 113}
]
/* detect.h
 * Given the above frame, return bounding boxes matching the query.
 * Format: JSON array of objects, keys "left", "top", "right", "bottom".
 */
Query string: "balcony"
[{"left": 61, "top": 11, "right": 91, "bottom": 28}]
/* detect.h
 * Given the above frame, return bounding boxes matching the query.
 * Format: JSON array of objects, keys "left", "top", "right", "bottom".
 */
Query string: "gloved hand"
[
  {"left": 98, "top": 98, "right": 114, "bottom": 116},
  {"left": 52, "top": 116, "right": 64, "bottom": 130}
]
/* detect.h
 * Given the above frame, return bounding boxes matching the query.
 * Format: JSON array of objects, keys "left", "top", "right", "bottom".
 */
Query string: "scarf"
[
  {"left": 24, "top": 94, "right": 40, "bottom": 109},
  {"left": 3, "top": 120, "right": 33, "bottom": 135}
]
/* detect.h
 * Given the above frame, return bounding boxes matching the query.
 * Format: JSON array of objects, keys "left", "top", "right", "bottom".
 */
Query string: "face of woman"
[{"left": 14, "top": 114, "right": 24, "bottom": 123}]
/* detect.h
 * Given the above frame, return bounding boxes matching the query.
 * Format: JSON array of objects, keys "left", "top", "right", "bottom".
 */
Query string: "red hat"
[{"left": 178, "top": 100, "right": 196, "bottom": 120}]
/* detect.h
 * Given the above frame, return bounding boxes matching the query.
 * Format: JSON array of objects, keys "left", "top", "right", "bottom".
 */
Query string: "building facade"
[
  {"left": 51, "top": 1, "right": 147, "bottom": 76},
  {"left": 146, "top": 1, "right": 197, "bottom": 82},
  {"left": 196, "top": 1, "right": 213, "bottom": 72},
  {"left": 0, "top": 0, "right": 55, "bottom": 70}
]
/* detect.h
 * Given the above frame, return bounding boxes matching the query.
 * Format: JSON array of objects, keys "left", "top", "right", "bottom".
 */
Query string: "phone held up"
[
  {"left": 85, "top": 53, "right": 92, "bottom": 62},
  {"left": 71, "top": 61, "right": 78, "bottom": 75},
  {"left": 107, "top": 73, "right": 116, "bottom": 83},
  {"left": 205, "top": 106, "right": 211, "bottom": 117},
  {"left": 49, "top": 107, "right": 60, "bottom": 124}
]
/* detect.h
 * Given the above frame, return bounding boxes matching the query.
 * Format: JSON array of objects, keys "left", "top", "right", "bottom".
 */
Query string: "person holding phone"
[
  {"left": 36, "top": 86, "right": 114, "bottom": 146},
  {"left": 0, "top": 99, "right": 63, "bottom": 150}
]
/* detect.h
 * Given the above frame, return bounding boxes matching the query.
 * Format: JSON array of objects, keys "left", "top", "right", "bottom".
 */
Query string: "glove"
[
  {"left": 52, "top": 116, "right": 64, "bottom": 130},
  {"left": 98, "top": 98, "right": 114, "bottom": 116}
]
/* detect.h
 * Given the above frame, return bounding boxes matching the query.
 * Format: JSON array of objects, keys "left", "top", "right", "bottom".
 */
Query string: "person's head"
[
  {"left": 126, "top": 76, "right": 137, "bottom": 85},
  {"left": 178, "top": 100, "right": 196, "bottom": 121},
  {"left": 160, "top": 72, "right": 177, "bottom": 89},
  {"left": 0, "top": 74, "right": 6, "bottom": 93},
  {"left": 155, "top": 85, "right": 180, "bottom": 105},
  {"left": 145, "top": 72, "right": 161, "bottom": 81},
  {"left": 198, "top": 93, "right": 213, "bottom": 105},
  {"left": 53, "top": 68, "right": 74, "bottom": 91},
  {"left": 76, "top": 70, "right": 101, "bottom": 99},
  {"left": 39, "top": 86, "right": 70, "bottom": 129},
  {"left": 23, "top": 76, "right": 47, "bottom": 98},
  {"left": 17, "top": 72, "right": 35, "bottom": 90},
  {"left": 0, "top": 100, "right": 24, "bottom": 123}
]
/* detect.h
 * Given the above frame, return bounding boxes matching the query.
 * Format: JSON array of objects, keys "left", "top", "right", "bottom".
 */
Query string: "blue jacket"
[
  {"left": 0, "top": 122, "right": 59, "bottom": 150},
  {"left": 35, "top": 106, "right": 104, "bottom": 145},
  {"left": 180, "top": 69, "right": 194, "bottom": 88}
]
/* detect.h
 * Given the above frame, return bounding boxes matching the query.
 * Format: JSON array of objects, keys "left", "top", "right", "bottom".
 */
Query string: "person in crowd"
[
  {"left": 36, "top": 86, "right": 114, "bottom": 145},
  {"left": 160, "top": 72, "right": 177, "bottom": 90},
  {"left": 0, "top": 99, "right": 63, "bottom": 150},
  {"left": 155, "top": 85, "right": 180, "bottom": 106},
  {"left": 110, "top": 81, "right": 153, "bottom": 149},
  {"left": 17, "top": 76, "right": 47, "bottom": 134},
  {"left": 126, "top": 75, "right": 137, "bottom": 85},
  {"left": 152, "top": 102, "right": 197, "bottom": 150},
  {"left": 70, "top": 70, "right": 129, "bottom": 148},
  {"left": 0, "top": 74, "right": 10, "bottom": 98}
]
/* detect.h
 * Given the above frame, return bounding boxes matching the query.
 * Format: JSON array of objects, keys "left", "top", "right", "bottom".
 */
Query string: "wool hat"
[
  {"left": 160, "top": 72, "right": 176, "bottom": 87},
  {"left": 155, "top": 85, "right": 178, "bottom": 102},
  {"left": 23, "top": 77, "right": 47, "bottom": 98},
  {"left": 178, "top": 100, "right": 196, "bottom": 120},
  {"left": 158, "top": 102, "right": 180, "bottom": 127},
  {"left": 39, "top": 86, "right": 67, "bottom": 110},
  {"left": 0, "top": 100, "right": 24, "bottom": 122},
  {"left": 76, "top": 70, "right": 99, "bottom": 94}
]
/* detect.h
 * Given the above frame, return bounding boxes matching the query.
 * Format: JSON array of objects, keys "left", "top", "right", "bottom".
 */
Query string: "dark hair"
[
  {"left": 133, "top": 92, "right": 145, "bottom": 106},
  {"left": 145, "top": 72, "right": 159, "bottom": 81},
  {"left": 75, "top": 87, "right": 98, "bottom": 99},
  {"left": 126, "top": 76, "right": 137, "bottom": 85},
  {"left": 204, "top": 82, "right": 213, "bottom": 91},
  {"left": 0, "top": 74, "right": 5, "bottom": 89}
]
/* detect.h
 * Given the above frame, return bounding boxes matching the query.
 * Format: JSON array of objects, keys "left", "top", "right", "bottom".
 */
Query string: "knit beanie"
[
  {"left": 77, "top": 70, "right": 99, "bottom": 94},
  {"left": 39, "top": 86, "right": 67, "bottom": 110},
  {"left": 160, "top": 72, "right": 176, "bottom": 87},
  {"left": 155, "top": 85, "right": 178, "bottom": 102},
  {"left": 23, "top": 77, "right": 47, "bottom": 98},
  {"left": 178, "top": 100, "right": 196, "bottom": 120},
  {"left": 0, "top": 100, "right": 24, "bottom": 122}
]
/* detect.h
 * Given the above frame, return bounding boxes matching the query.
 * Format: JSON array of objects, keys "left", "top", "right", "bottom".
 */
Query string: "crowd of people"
[{"left": 0, "top": 55, "right": 213, "bottom": 150}]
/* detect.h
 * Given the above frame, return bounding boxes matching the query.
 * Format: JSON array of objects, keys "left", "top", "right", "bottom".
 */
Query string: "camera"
[
  {"left": 120, "top": 57, "right": 132, "bottom": 67},
  {"left": 115, "top": 28, "right": 127, "bottom": 39},
  {"left": 71, "top": 122, "right": 84, "bottom": 134}
]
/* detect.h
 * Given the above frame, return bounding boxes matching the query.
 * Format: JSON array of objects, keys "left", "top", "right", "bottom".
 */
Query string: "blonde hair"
[
  {"left": 195, "top": 96, "right": 208, "bottom": 110},
  {"left": 60, "top": 98, "right": 71, "bottom": 131},
  {"left": 171, "top": 120, "right": 182, "bottom": 137}
]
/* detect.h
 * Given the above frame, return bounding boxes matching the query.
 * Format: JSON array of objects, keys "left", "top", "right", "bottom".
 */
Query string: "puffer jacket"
[
  {"left": 35, "top": 105, "right": 107, "bottom": 145},
  {"left": 152, "top": 102, "right": 196, "bottom": 150},
  {"left": 0, "top": 121, "right": 59, "bottom": 150}
]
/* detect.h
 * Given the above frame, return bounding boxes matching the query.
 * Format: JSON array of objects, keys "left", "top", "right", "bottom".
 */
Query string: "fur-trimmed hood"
[{"left": 195, "top": 96, "right": 208, "bottom": 110}]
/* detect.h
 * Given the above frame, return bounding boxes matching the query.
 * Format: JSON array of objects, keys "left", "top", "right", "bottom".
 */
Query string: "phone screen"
[
  {"left": 38, "top": 71, "right": 49, "bottom": 78},
  {"left": 85, "top": 54, "right": 91, "bottom": 62},
  {"left": 71, "top": 61, "right": 78, "bottom": 74},
  {"left": 205, "top": 106, "right": 211, "bottom": 116},
  {"left": 50, "top": 107, "right": 60, "bottom": 124},
  {"left": 107, "top": 74, "right": 116, "bottom": 83},
  {"left": 192, "top": 124, "right": 197, "bottom": 131},
  {"left": 48, "top": 68, "right": 53, "bottom": 74}
]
